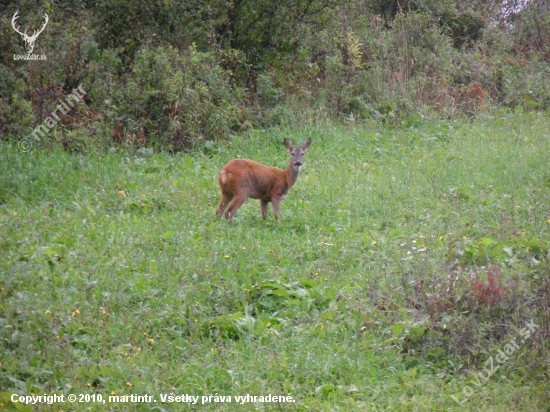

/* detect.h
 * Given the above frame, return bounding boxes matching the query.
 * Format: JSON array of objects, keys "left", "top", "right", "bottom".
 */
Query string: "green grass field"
[{"left": 1, "top": 112, "right": 550, "bottom": 411}]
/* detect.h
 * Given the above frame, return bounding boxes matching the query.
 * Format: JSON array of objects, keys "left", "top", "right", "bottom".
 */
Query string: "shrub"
[
  {"left": 471, "top": 266, "right": 508, "bottom": 307},
  {"left": 85, "top": 44, "right": 247, "bottom": 150}
]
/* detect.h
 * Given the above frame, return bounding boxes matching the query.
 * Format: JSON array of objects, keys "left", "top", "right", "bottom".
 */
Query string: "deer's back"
[{"left": 219, "top": 159, "right": 288, "bottom": 200}]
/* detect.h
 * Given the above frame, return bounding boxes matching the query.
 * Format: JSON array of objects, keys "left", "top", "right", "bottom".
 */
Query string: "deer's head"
[{"left": 284, "top": 138, "right": 311, "bottom": 172}]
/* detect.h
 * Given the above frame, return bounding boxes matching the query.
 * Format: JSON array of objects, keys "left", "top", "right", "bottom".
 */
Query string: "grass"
[{"left": 1, "top": 111, "right": 550, "bottom": 411}]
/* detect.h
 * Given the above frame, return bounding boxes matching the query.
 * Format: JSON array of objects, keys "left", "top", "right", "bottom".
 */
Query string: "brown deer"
[{"left": 216, "top": 138, "right": 311, "bottom": 223}]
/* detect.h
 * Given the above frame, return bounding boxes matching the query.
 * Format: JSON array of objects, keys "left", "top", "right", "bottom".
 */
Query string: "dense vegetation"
[
  {"left": 1, "top": 0, "right": 550, "bottom": 410},
  {"left": 1, "top": 0, "right": 550, "bottom": 149}
]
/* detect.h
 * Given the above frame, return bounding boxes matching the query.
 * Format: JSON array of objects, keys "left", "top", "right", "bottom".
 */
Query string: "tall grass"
[{"left": 1, "top": 113, "right": 550, "bottom": 410}]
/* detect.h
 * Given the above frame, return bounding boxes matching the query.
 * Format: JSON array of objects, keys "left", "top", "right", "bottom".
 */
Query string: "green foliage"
[
  {"left": 0, "top": 67, "right": 34, "bottom": 140},
  {"left": 2, "top": 0, "right": 550, "bottom": 146},
  {"left": 86, "top": 44, "right": 246, "bottom": 149},
  {"left": 211, "top": 0, "right": 337, "bottom": 66}
]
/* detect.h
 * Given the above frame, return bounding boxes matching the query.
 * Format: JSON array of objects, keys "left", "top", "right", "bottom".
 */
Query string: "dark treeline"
[{"left": 1, "top": 0, "right": 549, "bottom": 150}]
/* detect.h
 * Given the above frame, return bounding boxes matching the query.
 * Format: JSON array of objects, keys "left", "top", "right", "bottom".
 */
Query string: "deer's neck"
[{"left": 284, "top": 163, "right": 301, "bottom": 187}]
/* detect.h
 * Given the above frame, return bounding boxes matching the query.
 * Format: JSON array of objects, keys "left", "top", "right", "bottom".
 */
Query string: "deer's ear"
[
  {"left": 301, "top": 138, "right": 311, "bottom": 151},
  {"left": 284, "top": 138, "right": 293, "bottom": 151}
]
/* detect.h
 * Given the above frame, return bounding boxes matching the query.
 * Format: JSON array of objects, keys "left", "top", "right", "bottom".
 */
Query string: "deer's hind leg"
[
  {"left": 216, "top": 192, "right": 232, "bottom": 219},
  {"left": 224, "top": 192, "right": 248, "bottom": 223}
]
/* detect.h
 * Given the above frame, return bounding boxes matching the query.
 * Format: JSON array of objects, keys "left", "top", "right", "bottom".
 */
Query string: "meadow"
[{"left": 1, "top": 112, "right": 550, "bottom": 411}]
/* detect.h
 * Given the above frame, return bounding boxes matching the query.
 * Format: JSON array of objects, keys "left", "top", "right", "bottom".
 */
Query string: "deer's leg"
[
  {"left": 272, "top": 197, "right": 281, "bottom": 221},
  {"left": 260, "top": 200, "right": 269, "bottom": 220},
  {"left": 216, "top": 192, "right": 232, "bottom": 219},
  {"left": 225, "top": 194, "right": 248, "bottom": 223}
]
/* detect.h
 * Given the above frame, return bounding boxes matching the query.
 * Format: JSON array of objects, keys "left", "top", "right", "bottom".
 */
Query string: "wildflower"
[
  {"left": 148, "top": 338, "right": 154, "bottom": 344},
  {"left": 224, "top": 255, "right": 230, "bottom": 258},
  {"left": 372, "top": 241, "right": 377, "bottom": 246},
  {"left": 111, "top": 391, "right": 115, "bottom": 396},
  {"left": 45, "top": 310, "right": 51, "bottom": 316},
  {"left": 316, "top": 268, "right": 321, "bottom": 274},
  {"left": 117, "top": 191, "right": 125, "bottom": 196},
  {"left": 86, "top": 383, "right": 91, "bottom": 387},
  {"left": 125, "top": 382, "right": 132, "bottom": 387},
  {"left": 521, "top": 231, "right": 526, "bottom": 237}
]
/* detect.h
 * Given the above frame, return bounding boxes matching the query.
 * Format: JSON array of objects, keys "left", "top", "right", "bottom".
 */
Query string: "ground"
[{"left": 1, "top": 112, "right": 550, "bottom": 411}]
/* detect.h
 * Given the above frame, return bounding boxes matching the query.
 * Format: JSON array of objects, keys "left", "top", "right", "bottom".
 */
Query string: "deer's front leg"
[{"left": 271, "top": 197, "right": 281, "bottom": 221}]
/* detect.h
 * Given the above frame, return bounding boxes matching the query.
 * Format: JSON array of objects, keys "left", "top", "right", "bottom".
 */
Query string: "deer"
[
  {"left": 11, "top": 10, "right": 49, "bottom": 55},
  {"left": 216, "top": 138, "right": 311, "bottom": 223}
]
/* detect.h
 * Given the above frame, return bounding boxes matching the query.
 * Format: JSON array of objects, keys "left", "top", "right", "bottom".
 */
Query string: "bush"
[
  {"left": 2, "top": 0, "right": 550, "bottom": 150},
  {"left": 85, "top": 44, "right": 248, "bottom": 150},
  {"left": 0, "top": 68, "right": 35, "bottom": 140}
]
